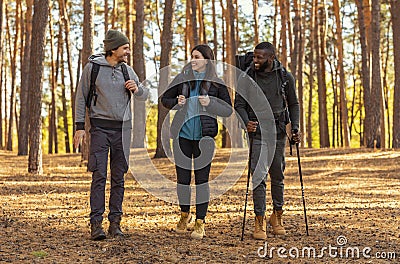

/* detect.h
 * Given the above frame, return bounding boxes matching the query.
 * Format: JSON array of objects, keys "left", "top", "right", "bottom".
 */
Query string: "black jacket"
[{"left": 161, "top": 71, "right": 232, "bottom": 138}]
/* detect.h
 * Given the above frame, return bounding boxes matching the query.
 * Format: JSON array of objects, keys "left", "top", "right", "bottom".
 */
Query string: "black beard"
[{"left": 255, "top": 60, "right": 270, "bottom": 72}]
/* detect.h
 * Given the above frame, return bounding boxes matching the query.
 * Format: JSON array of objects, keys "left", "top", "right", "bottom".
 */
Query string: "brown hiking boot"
[
  {"left": 269, "top": 210, "right": 286, "bottom": 235},
  {"left": 253, "top": 215, "right": 267, "bottom": 240},
  {"left": 90, "top": 221, "right": 106, "bottom": 240},
  {"left": 175, "top": 212, "right": 192, "bottom": 233},
  {"left": 190, "top": 219, "right": 205, "bottom": 239}
]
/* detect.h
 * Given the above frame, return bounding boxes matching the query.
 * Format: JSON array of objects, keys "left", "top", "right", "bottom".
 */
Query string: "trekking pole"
[
  {"left": 241, "top": 133, "right": 253, "bottom": 241},
  {"left": 294, "top": 142, "right": 309, "bottom": 236}
]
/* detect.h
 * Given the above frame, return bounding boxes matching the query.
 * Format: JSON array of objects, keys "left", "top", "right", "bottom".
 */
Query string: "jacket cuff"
[
  {"left": 134, "top": 87, "right": 144, "bottom": 97},
  {"left": 76, "top": 122, "right": 85, "bottom": 131}
]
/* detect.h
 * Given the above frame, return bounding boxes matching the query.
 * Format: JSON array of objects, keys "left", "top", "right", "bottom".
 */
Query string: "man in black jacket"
[{"left": 235, "top": 42, "right": 300, "bottom": 240}]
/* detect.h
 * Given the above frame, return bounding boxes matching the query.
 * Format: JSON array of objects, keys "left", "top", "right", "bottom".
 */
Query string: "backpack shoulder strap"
[
  {"left": 278, "top": 67, "right": 289, "bottom": 108},
  {"left": 86, "top": 62, "right": 100, "bottom": 108},
  {"left": 121, "top": 64, "right": 130, "bottom": 82},
  {"left": 121, "top": 64, "right": 132, "bottom": 99}
]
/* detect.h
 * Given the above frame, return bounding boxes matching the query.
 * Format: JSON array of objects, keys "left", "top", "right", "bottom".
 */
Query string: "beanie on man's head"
[{"left": 103, "top": 29, "right": 129, "bottom": 52}]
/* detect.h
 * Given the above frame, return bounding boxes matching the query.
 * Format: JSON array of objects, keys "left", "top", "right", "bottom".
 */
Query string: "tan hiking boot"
[
  {"left": 175, "top": 212, "right": 192, "bottom": 233},
  {"left": 269, "top": 210, "right": 286, "bottom": 235},
  {"left": 253, "top": 215, "right": 267, "bottom": 240},
  {"left": 191, "top": 219, "right": 205, "bottom": 239}
]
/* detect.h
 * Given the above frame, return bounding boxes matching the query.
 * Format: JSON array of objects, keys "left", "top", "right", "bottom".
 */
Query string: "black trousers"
[
  {"left": 88, "top": 126, "right": 130, "bottom": 224},
  {"left": 173, "top": 137, "right": 214, "bottom": 220}
]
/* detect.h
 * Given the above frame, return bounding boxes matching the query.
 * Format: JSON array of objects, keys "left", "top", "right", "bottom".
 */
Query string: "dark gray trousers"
[
  {"left": 251, "top": 134, "right": 286, "bottom": 216},
  {"left": 88, "top": 126, "right": 130, "bottom": 224}
]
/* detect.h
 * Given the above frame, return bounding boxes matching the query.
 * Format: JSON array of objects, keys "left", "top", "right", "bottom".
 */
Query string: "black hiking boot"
[
  {"left": 108, "top": 216, "right": 124, "bottom": 238},
  {"left": 90, "top": 221, "right": 106, "bottom": 241}
]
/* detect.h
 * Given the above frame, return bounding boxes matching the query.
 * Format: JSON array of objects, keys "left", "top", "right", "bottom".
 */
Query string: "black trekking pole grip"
[
  {"left": 296, "top": 143, "right": 309, "bottom": 236},
  {"left": 241, "top": 133, "right": 253, "bottom": 241}
]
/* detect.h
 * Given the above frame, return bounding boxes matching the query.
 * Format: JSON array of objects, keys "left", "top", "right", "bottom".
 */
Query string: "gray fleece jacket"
[{"left": 75, "top": 54, "right": 148, "bottom": 130}]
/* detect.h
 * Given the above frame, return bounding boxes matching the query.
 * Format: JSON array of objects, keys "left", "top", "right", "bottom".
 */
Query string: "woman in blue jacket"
[{"left": 161, "top": 44, "right": 232, "bottom": 239}]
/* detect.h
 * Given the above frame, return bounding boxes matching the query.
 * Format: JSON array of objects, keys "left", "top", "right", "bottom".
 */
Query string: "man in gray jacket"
[
  {"left": 235, "top": 42, "right": 300, "bottom": 240},
  {"left": 74, "top": 29, "right": 148, "bottom": 240}
]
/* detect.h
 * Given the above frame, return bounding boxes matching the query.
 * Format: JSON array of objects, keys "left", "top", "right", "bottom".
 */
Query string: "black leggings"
[{"left": 173, "top": 137, "right": 213, "bottom": 220}]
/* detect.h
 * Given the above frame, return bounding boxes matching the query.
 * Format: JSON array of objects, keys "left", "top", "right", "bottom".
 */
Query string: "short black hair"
[{"left": 254, "top": 42, "right": 276, "bottom": 56}]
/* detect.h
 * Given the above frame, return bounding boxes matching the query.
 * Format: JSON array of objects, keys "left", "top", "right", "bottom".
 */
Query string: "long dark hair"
[{"left": 182, "top": 44, "right": 218, "bottom": 93}]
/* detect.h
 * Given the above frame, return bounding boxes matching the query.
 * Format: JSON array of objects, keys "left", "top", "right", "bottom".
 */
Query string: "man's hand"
[
  {"left": 73, "top": 130, "right": 86, "bottom": 149},
  {"left": 177, "top": 95, "right": 186, "bottom": 106},
  {"left": 246, "top": 121, "right": 258, "bottom": 133},
  {"left": 125, "top": 80, "right": 139, "bottom": 94},
  {"left": 198, "top": 95, "right": 210, "bottom": 106},
  {"left": 291, "top": 129, "right": 301, "bottom": 144}
]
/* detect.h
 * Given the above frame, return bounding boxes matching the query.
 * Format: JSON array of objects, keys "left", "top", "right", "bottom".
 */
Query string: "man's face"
[
  {"left": 253, "top": 49, "right": 274, "bottom": 72},
  {"left": 112, "top": 44, "right": 131, "bottom": 63}
]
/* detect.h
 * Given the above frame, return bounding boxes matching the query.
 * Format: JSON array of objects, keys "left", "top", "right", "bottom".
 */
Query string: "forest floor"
[{"left": 0, "top": 147, "right": 399, "bottom": 263}]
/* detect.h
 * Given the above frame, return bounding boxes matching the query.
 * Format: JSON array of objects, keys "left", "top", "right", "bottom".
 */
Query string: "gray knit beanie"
[{"left": 103, "top": 29, "right": 129, "bottom": 51}]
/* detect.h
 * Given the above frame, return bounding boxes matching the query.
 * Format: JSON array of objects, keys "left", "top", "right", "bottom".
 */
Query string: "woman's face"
[{"left": 191, "top": 50, "right": 208, "bottom": 72}]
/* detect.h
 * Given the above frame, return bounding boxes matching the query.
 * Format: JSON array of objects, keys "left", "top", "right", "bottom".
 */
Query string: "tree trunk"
[
  {"left": 278, "top": 0, "right": 287, "bottom": 67},
  {"left": 212, "top": 0, "right": 218, "bottom": 59},
  {"left": 391, "top": 0, "right": 400, "bottom": 148},
  {"left": 59, "top": 0, "right": 75, "bottom": 140},
  {"left": 273, "top": 0, "right": 278, "bottom": 48},
  {"left": 58, "top": 27, "right": 71, "bottom": 153},
  {"left": 81, "top": 0, "right": 93, "bottom": 161},
  {"left": 333, "top": 0, "right": 350, "bottom": 147},
  {"left": 315, "top": 0, "right": 330, "bottom": 147},
  {"left": 291, "top": 0, "right": 300, "bottom": 78},
  {"left": 368, "top": 0, "right": 383, "bottom": 148},
  {"left": 111, "top": 0, "right": 117, "bottom": 28},
  {"left": 48, "top": 2, "right": 58, "bottom": 154},
  {"left": 223, "top": 0, "right": 241, "bottom": 148},
  {"left": 252, "top": 0, "right": 259, "bottom": 45},
  {"left": 219, "top": 0, "right": 226, "bottom": 62},
  {"left": 185, "top": 0, "right": 192, "bottom": 60},
  {"left": 28, "top": 0, "right": 49, "bottom": 174},
  {"left": 191, "top": 0, "right": 198, "bottom": 46},
  {"left": 307, "top": 0, "right": 315, "bottom": 148},
  {"left": 382, "top": 22, "right": 391, "bottom": 147},
  {"left": 155, "top": 0, "right": 175, "bottom": 158},
  {"left": 286, "top": 0, "right": 293, "bottom": 69},
  {"left": 6, "top": 0, "right": 21, "bottom": 151},
  {"left": 356, "top": 0, "right": 371, "bottom": 146},
  {"left": 123, "top": 0, "right": 132, "bottom": 66},
  {"left": 197, "top": 0, "right": 205, "bottom": 43},
  {"left": 18, "top": 0, "right": 32, "bottom": 155},
  {"left": 296, "top": 0, "right": 305, "bottom": 144},
  {"left": 104, "top": 0, "right": 108, "bottom": 34},
  {"left": 0, "top": 0, "right": 3, "bottom": 149},
  {"left": 133, "top": 0, "right": 146, "bottom": 148}
]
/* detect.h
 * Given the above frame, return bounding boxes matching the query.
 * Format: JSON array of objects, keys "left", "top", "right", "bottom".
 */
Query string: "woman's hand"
[
  {"left": 178, "top": 95, "right": 186, "bottom": 106},
  {"left": 198, "top": 95, "right": 210, "bottom": 106}
]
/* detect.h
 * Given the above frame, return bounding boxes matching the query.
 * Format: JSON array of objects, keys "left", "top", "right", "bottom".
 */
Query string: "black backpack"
[
  {"left": 235, "top": 52, "right": 289, "bottom": 108},
  {"left": 86, "top": 63, "right": 131, "bottom": 109}
]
